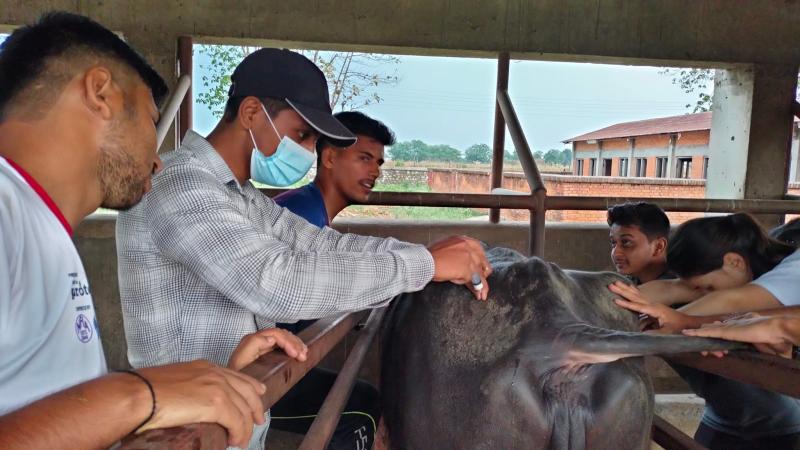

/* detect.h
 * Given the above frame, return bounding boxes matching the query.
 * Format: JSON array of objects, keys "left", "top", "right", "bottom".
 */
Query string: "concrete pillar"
[
  {"left": 123, "top": 30, "right": 181, "bottom": 153},
  {"left": 596, "top": 141, "right": 603, "bottom": 176},
  {"left": 666, "top": 134, "right": 677, "bottom": 178},
  {"left": 706, "top": 67, "right": 755, "bottom": 198},
  {"left": 628, "top": 138, "right": 635, "bottom": 177},
  {"left": 707, "top": 64, "right": 798, "bottom": 226},
  {"left": 572, "top": 142, "right": 578, "bottom": 175}
]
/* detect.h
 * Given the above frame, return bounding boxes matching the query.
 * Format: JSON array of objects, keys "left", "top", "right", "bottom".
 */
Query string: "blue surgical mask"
[{"left": 249, "top": 104, "right": 315, "bottom": 186}]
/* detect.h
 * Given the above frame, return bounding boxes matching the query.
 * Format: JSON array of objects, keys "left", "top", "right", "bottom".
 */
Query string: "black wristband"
[{"left": 120, "top": 369, "right": 156, "bottom": 433}]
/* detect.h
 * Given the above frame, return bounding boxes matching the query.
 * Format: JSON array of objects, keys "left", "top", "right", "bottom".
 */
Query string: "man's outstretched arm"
[{"left": 0, "top": 361, "right": 266, "bottom": 449}]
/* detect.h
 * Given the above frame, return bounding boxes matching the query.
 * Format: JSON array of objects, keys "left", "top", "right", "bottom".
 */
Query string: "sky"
[
  {"left": 193, "top": 48, "right": 711, "bottom": 154},
  {"left": 0, "top": 33, "right": 708, "bottom": 154}
]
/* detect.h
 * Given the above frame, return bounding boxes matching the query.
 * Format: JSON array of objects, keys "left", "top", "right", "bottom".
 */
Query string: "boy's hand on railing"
[
  {"left": 228, "top": 328, "right": 308, "bottom": 371},
  {"left": 428, "top": 235, "right": 492, "bottom": 301},
  {"left": 683, "top": 315, "right": 795, "bottom": 358},
  {"left": 136, "top": 360, "right": 267, "bottom": 448}
]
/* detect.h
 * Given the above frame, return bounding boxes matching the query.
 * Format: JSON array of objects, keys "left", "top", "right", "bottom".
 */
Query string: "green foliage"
[
  {"left": 464, "top": 143, "right": 492, "bottom": 163},
  {"left": 560, "top": 148, "right": 573, "bottom": 165},
  {"left": 660, "top": 68, "right": 800, "bottom": 113},
  {"left": 503, "top": 148, "right": 518, "bottom": 162},
  {"left": 659, "top": 68, "right": 714, "bottom": 113},
  {"left": 196, "top": 45, "right": 400, "bottom": 118},
  {"left": 388, "top": 140, "right": 463, "bottom": 162},
  {"left": 533, "top": 150, "right": 544, "bottom": 160}
]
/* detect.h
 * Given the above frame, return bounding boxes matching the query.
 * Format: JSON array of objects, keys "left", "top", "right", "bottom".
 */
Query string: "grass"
[{"left": 340, "top": 182, "right": 486, "bottom": 221}]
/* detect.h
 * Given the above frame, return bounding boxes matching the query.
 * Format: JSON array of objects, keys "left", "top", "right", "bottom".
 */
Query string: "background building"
[{"left": 566, "top": 112, "right": 800, "bottom": 181}]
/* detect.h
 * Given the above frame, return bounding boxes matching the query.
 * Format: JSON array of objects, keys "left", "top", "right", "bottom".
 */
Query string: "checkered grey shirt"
[{"left": 117, "top": 131, "right": 434, "bottom": 369}]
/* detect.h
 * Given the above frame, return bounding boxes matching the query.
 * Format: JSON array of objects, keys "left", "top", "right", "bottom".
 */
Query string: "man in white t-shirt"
[{"left": 0, "top": 12, "right": 307, "bottom": 449}]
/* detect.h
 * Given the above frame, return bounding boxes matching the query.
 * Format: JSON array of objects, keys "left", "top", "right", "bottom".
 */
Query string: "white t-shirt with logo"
[{"left": 0, "top": 157, "right": 107, "bottom": 414}]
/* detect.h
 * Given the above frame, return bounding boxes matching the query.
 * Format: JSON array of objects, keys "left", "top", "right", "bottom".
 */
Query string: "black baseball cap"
[{"left": 228, "top": 48, "right": 356, "bottom": 147}]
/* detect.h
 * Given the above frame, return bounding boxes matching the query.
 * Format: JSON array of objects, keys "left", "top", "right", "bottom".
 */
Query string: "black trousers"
[
  {"left": 269, "top": 366, "right": 381, "bottom": 450},
  {"left": 695, "top": 422, "right": 800, "bottom": 450}
]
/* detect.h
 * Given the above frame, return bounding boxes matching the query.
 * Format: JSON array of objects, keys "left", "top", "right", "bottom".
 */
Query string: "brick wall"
[
  {"left": 428, "top": 169, "right": 708, "bottom": 223},
  {"left": 306, "top": 167, "right": 428, "bottom": 185}
]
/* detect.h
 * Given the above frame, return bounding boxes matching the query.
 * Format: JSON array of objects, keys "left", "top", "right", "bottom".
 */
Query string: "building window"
[
  {"left": 655, "top": 157, "right": 668, "bottom": 178},
  {"left": 676, "top": 157, "right": 692, "bottom": 179},
  {"left": 618, "top": 158, "right": 629, "bottom": 177},
  {"left": 702, "top": 157, "right": 709, "bottom": 179},
  {"left": 635, "top": 158, "right": 647, "bottom": 177},
  {"left": 576, "top": 159, "right": 584, "bottom": 176},
  {"left": 603, "top": 158, "right": 612, "bottom": 176},
  {"left": 590, "top": 158, "right": 597, "bottom": 176}
]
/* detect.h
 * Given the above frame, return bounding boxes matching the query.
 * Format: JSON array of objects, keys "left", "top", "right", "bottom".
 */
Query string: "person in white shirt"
[{"left": 0, "top": 12, "right": 307, "bottom": 449}]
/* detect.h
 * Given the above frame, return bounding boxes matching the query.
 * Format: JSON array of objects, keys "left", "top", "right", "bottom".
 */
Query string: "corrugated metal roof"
[
  {"left": 564, "top": 112, "right": 800, "bottom": 143},
  {"left": 563, "top": 112, "right": 712, "bottom": 143}
]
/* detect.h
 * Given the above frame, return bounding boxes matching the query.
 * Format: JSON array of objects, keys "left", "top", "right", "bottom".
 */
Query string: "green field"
[{"left": 341, "top": 182, "right": 486, "bottom": 221}]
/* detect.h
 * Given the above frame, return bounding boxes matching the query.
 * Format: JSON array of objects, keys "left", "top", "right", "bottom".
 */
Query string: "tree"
[
  {"left": 464, "top": 144, "right": 492, "bottom": 163},
  {"left": 426, "top": 144, "right": 462, "bottom": 162},
  {"left": 559, "top": 148, "right": 573, "bottom": 166},
  {"left": 197, "top": 45, "right": 400, "bottom": 117},
  {"left": 388, "top": 140, "right": 427, "bottom": 161},
  {"left": 659, "top": 68, "right": 714, "bottom": 113},
  {"left": 503, "top": 148, "right": 518, "bottom": 162},
  {"left": 661, "top": 68, "right": 800, "bottom": 113},
  {"left": 533, "top": 150, "right": 544, "bottom": 160},
  {"left": 387, "top": 140, "right": 462, "bottom": 162},
  {"left": 543, "top": 149, "right": 563, "bottom": 165}
]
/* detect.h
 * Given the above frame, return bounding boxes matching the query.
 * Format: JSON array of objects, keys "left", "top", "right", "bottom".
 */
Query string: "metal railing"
[
  {"left": 124, "top": 49, "right": 800, "bottom": 450},
  {"left": 119, "top": 313, "right": 364, "bottom": 449}
]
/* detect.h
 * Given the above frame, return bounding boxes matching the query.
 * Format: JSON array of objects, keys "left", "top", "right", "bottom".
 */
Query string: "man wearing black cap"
[{"left": 116, "top": 48, "right": 491, "bottom": 449}]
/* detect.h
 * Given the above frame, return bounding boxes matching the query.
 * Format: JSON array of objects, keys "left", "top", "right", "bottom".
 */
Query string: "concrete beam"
[
  {"left": 2, "top": 1, "right": 800, "bottom": 66},
  {"left": 744, "top": 64, "right": 799, "bottom": 200}
]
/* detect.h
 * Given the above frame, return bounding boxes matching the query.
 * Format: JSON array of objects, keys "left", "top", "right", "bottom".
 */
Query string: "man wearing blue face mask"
[{"left": 116, "top": 48, "right": 492, "bottom": 450}]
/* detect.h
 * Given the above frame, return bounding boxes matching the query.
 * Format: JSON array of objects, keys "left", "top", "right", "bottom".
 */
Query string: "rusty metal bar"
[
  {"left": 547, "top": 196, "right": 800, "bottom": 213},
  {"left": 529, "top": 191, "right": 546, "bottom": 256},
  {"left": 793, "top": 100, "right": 800, "bottom": 119},
  {"left": 120, "top": 313, "right": 362, "bottom": 450},
  {"left": 652, "top": 415, "right": 706, "bottom": 450},
  {"left": 666, "top": 351, "right": 800, "bottom": 399},
  {"left": 489, "top": 53, "right": 510, "bottom": 224},
  {"left": 496, "top": 90, "right": 545, "bottom": 193},
  {"left": 262, "top": 189, "right": 800, "bottom": 215},
  {"left": 177, "top": 36, "right": 193, "bottom": 143},
  {"left": 299, "top": 307, "right": 387, "bottom": 450}
]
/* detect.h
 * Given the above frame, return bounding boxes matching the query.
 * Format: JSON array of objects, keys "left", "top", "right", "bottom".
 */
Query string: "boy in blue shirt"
[
  {"left": 274, "top": 111, "right": 390, "bottom": 227},
  {"left": 271, "top": 111, "right": 393, "bottom": 449}
]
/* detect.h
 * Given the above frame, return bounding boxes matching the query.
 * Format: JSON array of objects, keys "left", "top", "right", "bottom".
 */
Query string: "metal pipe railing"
[
  {"left": 652, "top": 415, "right": 706, "bottom": 450},
  {"left": 666, "top": 351, "right": 800, "bottom": 399},
  {"left": 489, "top": 53, "right": 510, "bottom": 223},
  {"left": 119, "top": 312, "right": 362, "bottom": 449},
  {"left": 177, "top": 37, "right": 193, "bottom": 143},
  {"left": 495, "top": 90, "right": 545, "bottom": 193},
  {"left": 156, "top": 74, "right": 192, "bottom": 149},
  {"left": 298, "top": 307, "right": 387, "bottom": 450},
  {"left": 262, "top": 189, "right": 800, "bottom": 215},
  {"left": 495, "top": 89, "right": 547, "bottom": 256}
]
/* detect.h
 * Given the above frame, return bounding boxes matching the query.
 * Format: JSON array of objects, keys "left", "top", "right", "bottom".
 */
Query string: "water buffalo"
[
  {"left": 770, "top": 218, "right": 800, "bottom": 247},
  {"left": 381, "top": 247, "right": 741, "bottom": 450}
]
